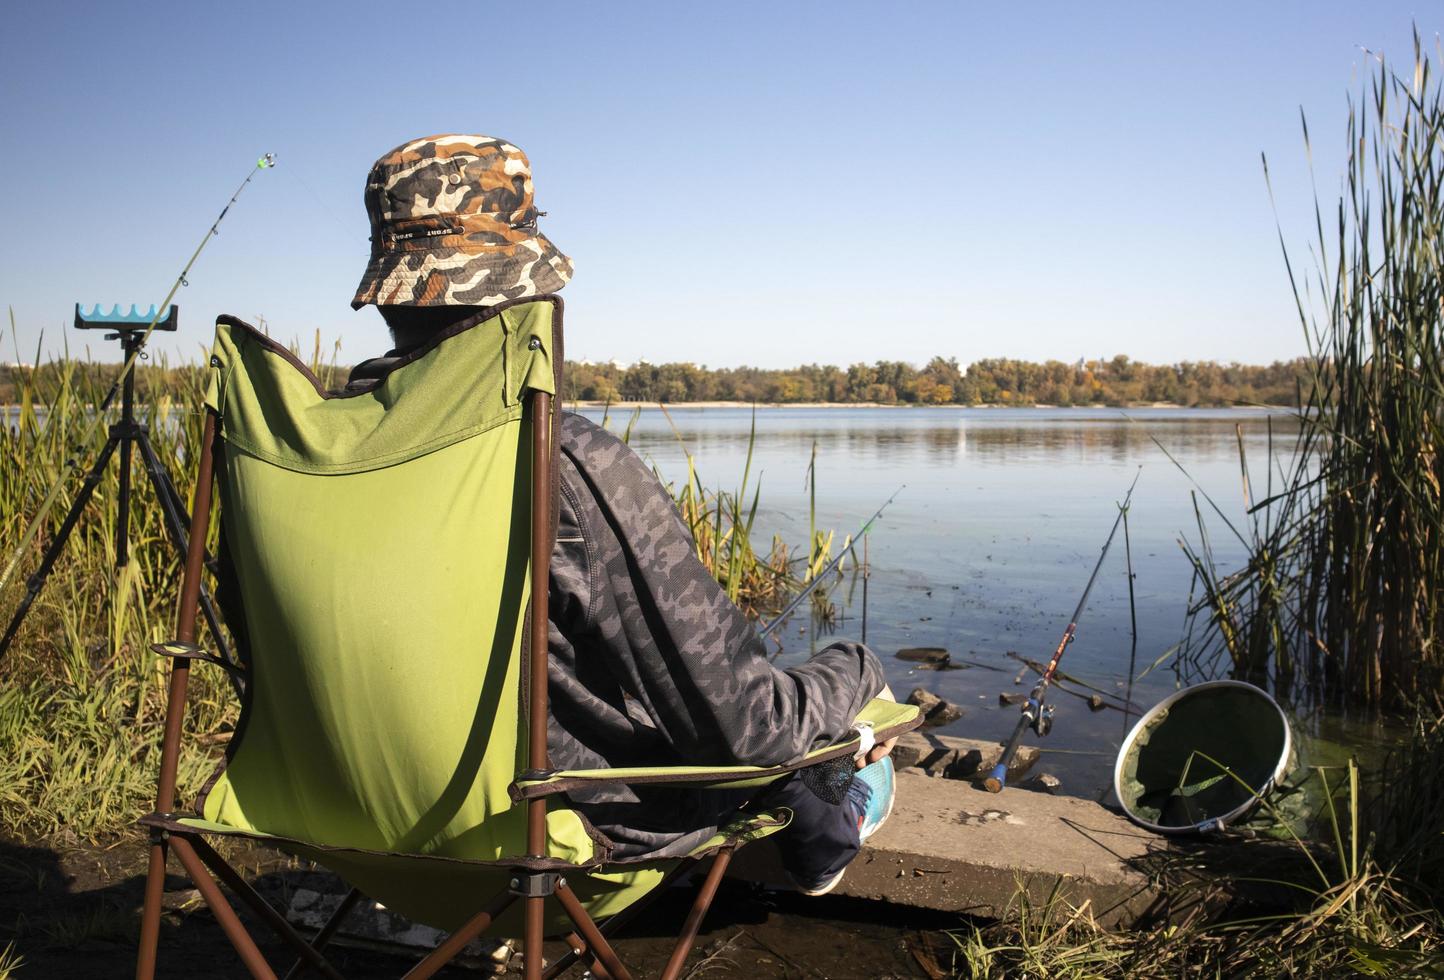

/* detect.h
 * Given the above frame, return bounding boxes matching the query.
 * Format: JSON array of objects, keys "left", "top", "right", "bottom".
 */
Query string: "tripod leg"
[
  {"left": 116, "top": 432, "right": 133, "bottom": 567},
  {"left": 136, "top": 437, "right": 241, "bottom": 692},
  {"left": 0, "top": 438, "right": 119, "bottom": 663},
  {"left": 151, "top": 443, "right": 221, "bottom": 578}
]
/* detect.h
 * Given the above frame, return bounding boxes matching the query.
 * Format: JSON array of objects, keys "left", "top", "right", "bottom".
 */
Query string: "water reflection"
[
  {"left": 577, "top": 405, "right": 1316, "bottom": 798},
  {"left": 611, "top": 407, "right": 1294, "bottom": 470}
]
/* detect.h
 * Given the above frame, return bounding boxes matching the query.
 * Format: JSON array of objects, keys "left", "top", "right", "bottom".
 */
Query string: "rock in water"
[
  {"left": 897, "top": 647, "right": 951, "bottom": 668},
  {"left": 1019, "top": 772, "right": 1062, "bottom": 795},
  {"left": 891, "top": 732, "right": 1039, "bottom": 780},
  {"left": 907, "top": 687, "right": 964, "bottom": 727}
]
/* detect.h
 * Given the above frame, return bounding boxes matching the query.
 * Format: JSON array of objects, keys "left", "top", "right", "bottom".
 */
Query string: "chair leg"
[
  {"left": 282, "top": 887, "right": 363, "bottom": 980},
  {"left": 185, "top": 837, "right": 346, "bottom": 980},
  {"left": 523, "top": 894, "right": 546, "bottom": 980},
  {"left": 170, "top": 837, "right": 278, "bottom": 980},
  {"left": 135, "top": 837, "right": 169, "bottom": 980},
  {"left": 554, "top": 881, "right": 632, "bottom": 980},
  {"left": 659, "top": 848, "right": 735, "bottom": 980},
  {"left": 401, "top": 889, "right": 517, "bottom": 980},
  {"left": 542, "top": 858, "right": 701, "bottom": 980},
  {"left": 559, "top": 932, "right": 611, "bottom": 979}
]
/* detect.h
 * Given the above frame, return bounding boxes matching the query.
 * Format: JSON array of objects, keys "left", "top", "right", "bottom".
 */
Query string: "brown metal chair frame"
[{"left": 134, "top": 392, "right": 734, "bottom": 980}]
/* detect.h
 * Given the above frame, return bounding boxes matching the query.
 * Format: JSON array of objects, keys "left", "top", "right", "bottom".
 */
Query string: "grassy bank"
[
  {"left": 0, "top": 346, "right": 839, "bottom": 842},
  {"left": 0, "top": 346, "right": 230, "bottom": 840},
  {"left": 944, "top": 714, "right": 1444, "bottom": 977}
]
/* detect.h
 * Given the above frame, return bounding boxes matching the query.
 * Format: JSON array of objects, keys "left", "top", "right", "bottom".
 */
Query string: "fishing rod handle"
[{"left": 984, "top": 700, "right": 1036, "bottom": 793}]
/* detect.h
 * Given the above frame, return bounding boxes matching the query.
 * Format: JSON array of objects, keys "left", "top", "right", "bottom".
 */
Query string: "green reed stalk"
[
  {"left": 1176, "top": 34, "right": 1444, "bottom": 707},
  {"left": 654, "top": 405, "right": 835, "bottom": 621},
  {"left": 1285, "top": 36, "right": 1444, "bottom": 705}
]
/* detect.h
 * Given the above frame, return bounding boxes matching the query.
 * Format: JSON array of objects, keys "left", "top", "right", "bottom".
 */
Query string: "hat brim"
[{"left": 351, "top": 232, "right": 572, "bottom": 310}]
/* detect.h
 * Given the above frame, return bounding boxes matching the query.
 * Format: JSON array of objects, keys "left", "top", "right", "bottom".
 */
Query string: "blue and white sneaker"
[
  {"left": 795, "top": 868, "right": 848, "bottom": 897},
  {"left": 792, "top": 757, "right": 896, "bottom": 896},
  {"left": 854, "top": 756, "right": 896, "bottom": 841}
]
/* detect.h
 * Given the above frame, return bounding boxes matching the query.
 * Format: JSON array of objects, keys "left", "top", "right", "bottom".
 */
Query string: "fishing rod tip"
[{"left": 259, "top": 153, "right": 277, "bottom": 169}]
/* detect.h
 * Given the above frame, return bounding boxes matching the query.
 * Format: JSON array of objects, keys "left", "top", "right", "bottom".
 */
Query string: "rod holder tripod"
[{"left": 0, "top": 306, "right": 237, "bottom": 680}]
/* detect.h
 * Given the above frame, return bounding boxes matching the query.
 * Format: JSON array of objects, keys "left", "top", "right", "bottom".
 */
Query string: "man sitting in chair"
[{"left": 346, "top": 134, "right": 897, "bottom": 896}]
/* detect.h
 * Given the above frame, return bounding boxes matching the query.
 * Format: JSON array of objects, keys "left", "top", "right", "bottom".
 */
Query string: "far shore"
[
  {"left": 565, "top": 400, "right": 1296, "bottom": 411},
  {"left": 3, "top": 400, "right": 1299, "bottom": 414}
]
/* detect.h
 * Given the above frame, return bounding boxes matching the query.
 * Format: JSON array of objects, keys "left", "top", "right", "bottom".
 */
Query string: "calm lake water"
[{"left": 573, "top": 405, "right": 1382, "bottom": 800}]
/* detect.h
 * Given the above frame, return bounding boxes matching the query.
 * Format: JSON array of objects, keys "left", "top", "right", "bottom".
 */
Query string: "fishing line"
[
  {"left": 0, "top": 155, "right": 276, "bottom": 600},
  {"left": 281, "top": 158, "right": 352, "bottom": 239}
]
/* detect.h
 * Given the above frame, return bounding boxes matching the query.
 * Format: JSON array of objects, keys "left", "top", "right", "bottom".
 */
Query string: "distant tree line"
[
  {"left": 0, "top": 363, "right": 210, "bottom": 405},
  {"left": 1, "top": 355, "right": 1309, "bottom": 408},
  {"left": 567, "top": 355, "right": 1309, "bottom": 407}
]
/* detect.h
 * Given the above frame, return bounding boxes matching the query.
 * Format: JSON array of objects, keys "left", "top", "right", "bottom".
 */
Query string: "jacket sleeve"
[{"left": 556, "top": 414, "right": 886, "bottom": 768}]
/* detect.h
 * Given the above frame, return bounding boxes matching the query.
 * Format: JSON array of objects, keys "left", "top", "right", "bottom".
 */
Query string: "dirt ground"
[{"left": 0, "top": 835, "right": 961, "bottom": 978}]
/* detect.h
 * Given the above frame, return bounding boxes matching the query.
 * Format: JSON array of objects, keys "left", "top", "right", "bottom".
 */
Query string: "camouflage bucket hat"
[{"left": 351, "top": 134, "right": 573, "bottom": 310}]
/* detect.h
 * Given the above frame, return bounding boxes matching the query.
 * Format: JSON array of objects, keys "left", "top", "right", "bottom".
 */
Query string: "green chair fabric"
[{"left": 180, "top": 299, "right": 917, "bottom": 932}]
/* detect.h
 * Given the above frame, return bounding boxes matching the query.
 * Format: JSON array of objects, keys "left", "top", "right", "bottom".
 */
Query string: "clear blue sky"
[{"left": 0, "top": 3, "right": 1432, "bottom": 369}]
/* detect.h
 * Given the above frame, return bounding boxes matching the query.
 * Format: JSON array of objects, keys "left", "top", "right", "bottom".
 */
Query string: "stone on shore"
[
  {"left": 906, "top": 687, "right": 964, "bottom": 727},
  {"left": 1019, "top": 772, "right": 1062, "bottom": 794},
  {"left": 891, "top": 731, "right": 1039, "bottom": 781}
]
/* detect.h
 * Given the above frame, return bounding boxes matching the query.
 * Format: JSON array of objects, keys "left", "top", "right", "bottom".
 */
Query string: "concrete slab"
[{"left": 730, "top": 770, "right": 1164, "bottom": 928}]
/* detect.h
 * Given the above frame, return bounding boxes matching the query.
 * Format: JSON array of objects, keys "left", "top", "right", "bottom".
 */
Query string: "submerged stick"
[{"left": 1005, "top": 652, "right": 1141, "bottom": 712}]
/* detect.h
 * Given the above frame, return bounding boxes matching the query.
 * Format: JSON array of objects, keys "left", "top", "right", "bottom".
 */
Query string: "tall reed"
[
  {"left": 1181, "top": 34, "right": 1444, "bottom": 707},
  {"left": 649, "top": 405, "right": 838, "bottom": 623}
]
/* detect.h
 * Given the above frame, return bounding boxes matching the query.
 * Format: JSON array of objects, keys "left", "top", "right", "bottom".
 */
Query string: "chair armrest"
[
  {"left": 509, "top": 698, "right": 922, "bottom": 801},
  {"left": 150, "top": 641, "right": 243, "bottom": 675}
]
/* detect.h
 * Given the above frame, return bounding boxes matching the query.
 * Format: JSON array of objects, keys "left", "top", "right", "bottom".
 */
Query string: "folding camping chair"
[{"left": 134, "top": 296, "right": 920, "bottom": 979}]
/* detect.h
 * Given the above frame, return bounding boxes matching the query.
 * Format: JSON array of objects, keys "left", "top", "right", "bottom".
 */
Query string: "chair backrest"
[{"left": 194, "top": 298, "right": 594, "bottom": 864}]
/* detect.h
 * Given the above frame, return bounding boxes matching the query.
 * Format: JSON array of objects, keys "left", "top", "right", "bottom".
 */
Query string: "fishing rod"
[
  {"left": 758, "top": 484, "right": 905, "bottom": 639},
  {"left": 983, "top": 468, "right": 1141, "bottom": 793},
  {"left": 0, "top": 155, "right": 276, "bottom": 626}
]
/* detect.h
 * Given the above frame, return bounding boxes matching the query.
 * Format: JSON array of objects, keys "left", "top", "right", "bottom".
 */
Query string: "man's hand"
[{"left": 860, "top": 684, "right": 898, "bottom": 767}]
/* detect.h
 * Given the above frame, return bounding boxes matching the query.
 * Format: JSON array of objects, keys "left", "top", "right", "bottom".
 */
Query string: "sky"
[{"left": 0, "top": 3, "right": 1435, "bottom": 369}]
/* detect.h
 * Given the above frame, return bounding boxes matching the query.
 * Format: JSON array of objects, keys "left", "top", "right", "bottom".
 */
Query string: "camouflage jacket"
[{"left": 550, "top": 413, "right": 886, "bottom": 858}]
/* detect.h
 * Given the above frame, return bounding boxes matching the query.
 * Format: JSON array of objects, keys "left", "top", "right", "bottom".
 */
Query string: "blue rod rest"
[{"left": 74, "top": 304, "right": 179, "bottom": 331}]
